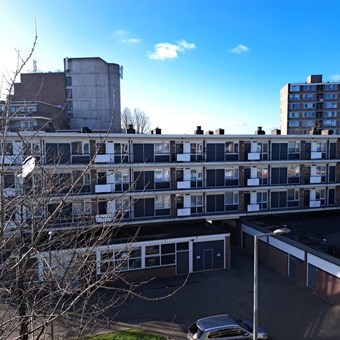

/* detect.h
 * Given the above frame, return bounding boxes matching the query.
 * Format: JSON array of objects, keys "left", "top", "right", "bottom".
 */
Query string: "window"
[
  {"left": 288, "top": 112, "right": 299, "bottom": 118},
  {"left": 316, "top": 188, "right": 325, "bottom": 200},
  {"left": 324, "top": 111, "right": 337, "bottom": 118},
  {"left": 66, "top": 88, "right": 72, "bottom": 99},
  {"left": 289, "top": 121, "right": 299, "bottom": 127},
  {"left": 301, "top": 120, "right": 314, "bottom": 127},
  {"left": 289, "top": 94, "right": 300, "bottom": 100},
  {"left": 96, "top": 143, "right": 105, "bottom": 154},
  {"left": 324, "top": 93, "right": 337, "bottom": 99},
  {"left": 72, "top": 201, "right": 92, "bottom": 216},
  {"left": 225, "top": 168, "right": 239, "bottom": 179},
  {"left": 97, "top": 171, "right": 107, "bottom": 184},
  {"left": 161, "top": 244, "right": 175, "bottom": 265},
  {"left": 290, "top": 85, "right": 300, "bottom": 91},
  {"left": 4, "top": 173, "right": 15, "bottom": 188},
  {"left": 115, "top": 170, "right": 129, "bottom": 183},
  {"left": 226, "top": 142, "right": 238, "bottom": 153},
  {"left": 154, "top": 169, "right": 170, "bottom": 182},
  {"left": 257, "top": 167, "right": 268, "bottom": 185},
  {"left": 289, "top": 103, "right": 300, "bottom": 109},
  {"left": 225, "top": 192, "right": 239, "bottom": 205},
  {"left": 190, "top": 142, "right": 203, "bottom": 154},
  {"left": 155, "top": 142, "right": 169, "bottom": 154},
  {"left": 288, "top": 189, "right": 299, "bottom": 207},
  {"left": 303, "top": 85, "right": 316, "bottom": 91},
  {"left": 190, "top": 168, "right": 203, "bottom": 181},
  {"left": 288, "top": 141, "right": 300, "bottom": 153},
  {"left": 155, "top": 194, "right": 171, "bottom": 209},
  {"left": 288, "top": 165, "right": 300, "bottom": 183},
  {"left": 316, "top": 142, "right": 327, "bottom": 152},
  {"left": 324, "top": 102, "right": 337, "bottom": 109},
  {"left": 115, "top": 198, "right": 129, "bottom": 212},
  {"left": 324, "top": 120, "right": 336, "bottom": 126},
  {"left": 302, "top": 93, "right": 315, "bottom": 100},
  {"left": 302, "top": 111, "right": 315, "bottom": 118},
  {"left": 145, "top": 245, "right": 160, "bottom": 267},
  {"left": 191, "top": 194, "right": 203, "bottom": 207},
  {"left": 65, "top": 76, "right": 72, "bottom": 87},
  {"left": 303, "top": 103, "right": 315, "bottom": 109},
  {"left": 325, "top": 84, "right": 338, "bottom": 90},
  {"left": 316, "top": 165, "right": 326, "bottom": 178},
  {"left": 257, "top": 191, "right": 267, "bottom": 209},
  {"left": 71, "top": 141, "right": 82, "bottom": 154},
  {"left": 100, "top": 251, "right": 114, "bottom": 273}
]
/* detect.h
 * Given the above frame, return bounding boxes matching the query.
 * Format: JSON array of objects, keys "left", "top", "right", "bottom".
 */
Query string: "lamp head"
[{"left": 273, "top": 227, "right": 291, "bottom": 235}]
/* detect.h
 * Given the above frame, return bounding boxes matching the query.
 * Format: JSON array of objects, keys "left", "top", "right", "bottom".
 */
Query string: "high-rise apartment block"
[
  {"left": 64, "top": 57, "right": 122, "bottom": 132},
  {"left": 8, "top": 57, "right": 122, "bottom": 133},
  {"left": 280, "top": 74, "right": 340, "bottom": 135}
]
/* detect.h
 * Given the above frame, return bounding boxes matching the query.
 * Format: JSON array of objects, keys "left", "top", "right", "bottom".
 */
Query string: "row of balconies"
[{"left": 33, "top": 193, "right": 338, "bottom": 227}]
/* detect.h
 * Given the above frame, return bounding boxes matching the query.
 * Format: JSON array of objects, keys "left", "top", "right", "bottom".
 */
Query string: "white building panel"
[
  {"left": 268, "top": 237, "right": 305, "bottom": 260},
  {"left": 307, "top": 253, "right": 340, "bottom": 278}
]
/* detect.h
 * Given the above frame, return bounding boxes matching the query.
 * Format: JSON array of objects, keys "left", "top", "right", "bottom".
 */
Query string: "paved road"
[{"left": 110, "top": 247, "right": 340, "bottom": 340}]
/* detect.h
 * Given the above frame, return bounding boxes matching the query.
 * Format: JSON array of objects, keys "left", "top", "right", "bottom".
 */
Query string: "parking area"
[{"left": 110, "top": 247, "right": 340, "bottom": 340}]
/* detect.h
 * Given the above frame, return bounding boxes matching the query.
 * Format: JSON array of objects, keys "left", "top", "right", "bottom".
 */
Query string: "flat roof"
[{"left": 243, "top": 211, "right": 340, "bottom": 253}]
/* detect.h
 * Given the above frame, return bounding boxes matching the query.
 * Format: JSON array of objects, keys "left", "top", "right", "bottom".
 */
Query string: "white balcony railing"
[
  {"left": 247, "top": 178, "right": 260, "bottom": 186},
  {"left": 177, "top": 181, "right": 191, "bottom": 189},
  {"left": 177, "top": 208, "right": 190, "bottom": 216},
  {"left": 247, "top": 204, "right": 260, "bottom": 212},
  {"left": 248, "top": 152, "right": 260, "bottom": 160},
  {"left": 176, "top": 154, "right": 190, "bottom": 162},
  {"left": 94, "top": 154, "right": 114, "bottom": 163},
  {"left": 95, "top": 184, "right": 114, "bottom": 193}
]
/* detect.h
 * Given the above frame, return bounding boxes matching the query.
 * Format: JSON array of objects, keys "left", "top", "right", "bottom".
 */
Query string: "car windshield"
[{"left": 188, "top": 323, "right": 203, "bottom": 339}]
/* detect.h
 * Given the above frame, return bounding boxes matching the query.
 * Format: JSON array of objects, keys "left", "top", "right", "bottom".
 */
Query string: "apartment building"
[
  {"left": 64, "top": 57, "right": 122, "bottom": 132},
  {"left": 9, "top": 57, "right": 122, "bottom": 133},
  {"left": 2, "top": 129, "right": 340, "bottom": 281},
  {"left": 280, "top": 74, "right": 340, "bottom": 135}
]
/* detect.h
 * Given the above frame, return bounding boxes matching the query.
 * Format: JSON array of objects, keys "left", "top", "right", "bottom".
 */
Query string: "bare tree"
[
  {"left": 121, "top": 107, "right": 151, "bottom": 134},
  {"left": 0, "top": 31, "right": 185, "bottom": 340}
]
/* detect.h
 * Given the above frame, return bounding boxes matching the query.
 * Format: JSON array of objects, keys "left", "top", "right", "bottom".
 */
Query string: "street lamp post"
[
  {"left": 253, "top": 228, "right": 290, "bottom": 340},
  {"left": 48, "top": 231, "right": 54, "bottom": 340}
]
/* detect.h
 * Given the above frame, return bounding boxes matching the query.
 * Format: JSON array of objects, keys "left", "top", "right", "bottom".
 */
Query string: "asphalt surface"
[{"left": 109, "top": 247, "right": 340, "bottom": 340}]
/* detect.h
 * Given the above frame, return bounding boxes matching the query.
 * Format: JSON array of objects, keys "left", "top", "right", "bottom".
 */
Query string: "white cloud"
[
  {"left": 231, "top": 44, "right": 249, "bottom": 54},
  {"left": 148, "top": 39, "right": 196, "bottom": 61},
  {"left": 114, "top": 29, "right": 141, "bottom": 43},
  {"left": 330, "top": 74, "right": 340, "bottom": 81},
  {"left": 121, "top": 38, "right": 141, "bottom": 44},
  {"left": 114, "top": 29, "right": 129, "bottom": 36}
]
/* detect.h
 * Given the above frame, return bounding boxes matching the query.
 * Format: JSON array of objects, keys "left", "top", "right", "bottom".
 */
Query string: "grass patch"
[{"left": 85, "top": 328, "right": 166, "bottom": 340}]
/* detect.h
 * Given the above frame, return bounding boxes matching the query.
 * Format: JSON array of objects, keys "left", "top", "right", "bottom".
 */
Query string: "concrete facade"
[{"left": 64, "top": 57, "right": 121, "bottom": 132}]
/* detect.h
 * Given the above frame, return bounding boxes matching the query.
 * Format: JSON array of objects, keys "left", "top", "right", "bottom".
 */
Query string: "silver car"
[{"left": 187, "top": 314, "right": 269, "bottom": 340}]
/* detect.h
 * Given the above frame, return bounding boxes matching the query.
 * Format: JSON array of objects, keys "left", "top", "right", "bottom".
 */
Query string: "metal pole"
[
  {"left": 253, "top": 235, "right": 258, "bottom": 340},
  {"left": 48, "top": 231, "right": 54, "bottom": 340},
  {"left": 252, "top": 228, "right": 290, "bottom": 340}
]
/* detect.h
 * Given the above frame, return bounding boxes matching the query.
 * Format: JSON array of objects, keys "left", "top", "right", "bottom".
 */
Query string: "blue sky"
[{"left": 2, "top": 0, "right": 340, "bottom": 134}]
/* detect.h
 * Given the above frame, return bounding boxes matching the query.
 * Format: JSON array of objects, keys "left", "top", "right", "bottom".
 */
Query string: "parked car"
[{"left": 187, "top": 314, "right": 269, "bottom": 339}]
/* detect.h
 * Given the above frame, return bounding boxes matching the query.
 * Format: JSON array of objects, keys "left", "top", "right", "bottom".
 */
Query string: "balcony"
[
  {"left": 95, "top": 184, "right": 114, "bottom": 193},
  {"left": 247, "top": 178, "right": 260, "bottom": 186},
  {"left": 177, "top": 208, "right": 190, "bottom": 216},
  {"left": 247, "top": 152, "right": 260, "bottom": 161},
  {"left": 177, "top": 154, "right": 190, "bottom": 162},
  {"left": 95, "top": 214, "right": 114, "bottom": 223},
  {"left": 311, "top": 151, "right": 322, "bottom": 159},
  {"left": 94, "top": 154, "right": 114, "bottom": 163},
  {"left": 177, "top": 181, "right": 191, "bottom": 189},
  {"left": 247, "top": 204, "right": 259, "bottom": 212},
  {"left": 310, "top": 176, "right": 322, "bottom": 184},
  {"left": 310, "top": 201, "right": 321, "bottom": 208}
]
